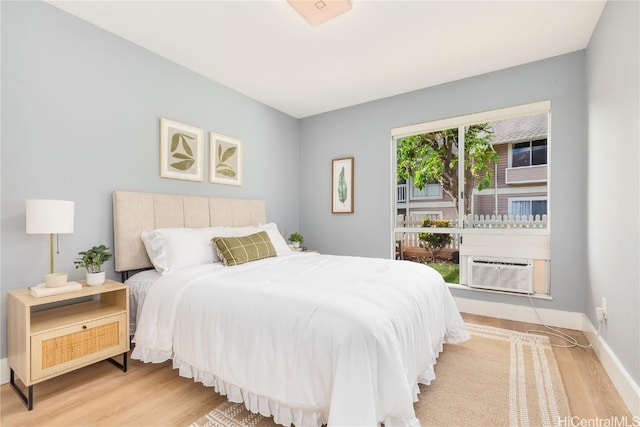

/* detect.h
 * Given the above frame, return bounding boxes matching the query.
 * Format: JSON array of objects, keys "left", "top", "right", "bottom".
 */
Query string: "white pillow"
[
  {"left": 228, "top": 223, "right": 292, "bottom": 257},
  {"left": 141, "top": 227, "right": 229, "bottom": 275}
]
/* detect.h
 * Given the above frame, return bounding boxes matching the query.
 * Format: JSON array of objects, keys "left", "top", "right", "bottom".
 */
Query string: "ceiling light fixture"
[{"left": 287, "top": 0, "right": 352, "bottom": 26}]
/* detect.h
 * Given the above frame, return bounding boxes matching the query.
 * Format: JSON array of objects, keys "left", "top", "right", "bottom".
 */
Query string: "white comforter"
[{"left": 131, "top": 253, "right": 468, "bottom": 426}]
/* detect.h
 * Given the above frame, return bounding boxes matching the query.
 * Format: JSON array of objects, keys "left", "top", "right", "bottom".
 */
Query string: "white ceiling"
[{"left": 48, "top": 0, "right": 606, "bottom": 118}]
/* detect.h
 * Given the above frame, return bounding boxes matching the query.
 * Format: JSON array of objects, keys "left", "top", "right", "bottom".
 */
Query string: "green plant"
[
  {"left": 418, "top": 218, "right": 453, "bottom": 261},
  {"left": 288, "top": 232, "right": 304, "bottom": 244},
  {"left": 396, "top": 123, "right": 498, "bottom": 214},
  {"left": 74, "top": 245, "right": 113, "bottom": 274}
]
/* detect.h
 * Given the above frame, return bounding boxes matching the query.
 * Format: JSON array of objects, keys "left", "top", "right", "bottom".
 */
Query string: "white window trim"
[
  {"left": 508, "top": 196, "right": 548, "bottom": 216},
  {"left": 508, "top": 139, "right": 548, "bottom": 168},
  {"left": 391, "top": 101, "right": 551, "bottom": 138},
  {"left": 408, "top": 178, "right": 443, "bottom": 201}
]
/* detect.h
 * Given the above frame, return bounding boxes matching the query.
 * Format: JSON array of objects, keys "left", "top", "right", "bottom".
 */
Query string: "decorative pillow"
[
  {"left": 141, "top": 227, "right": 229, "bottom": 275},
  {"left": 212, "top": 231, "right": 277, "bottom": 266},
  {"left": 228, "top": 223, "right": 292, "bottom": 257}
]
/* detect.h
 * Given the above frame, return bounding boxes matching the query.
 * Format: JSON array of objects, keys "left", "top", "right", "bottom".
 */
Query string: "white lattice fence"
[
  {"left": 395, "top": 214, "right": 460, "bottom": 250},
  {"left": 465, "top": 214, "right": 547, "bottom": 229}
]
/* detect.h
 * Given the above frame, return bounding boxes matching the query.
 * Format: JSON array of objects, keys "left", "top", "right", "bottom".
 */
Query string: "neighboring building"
[{"left": 397, "top": 113, "right": 548, "bottom": 223}]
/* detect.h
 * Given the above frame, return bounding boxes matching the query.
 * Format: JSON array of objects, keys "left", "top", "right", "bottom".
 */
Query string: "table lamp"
[{"left": 26, "top": 199, "right": 75, "bottom": 275}]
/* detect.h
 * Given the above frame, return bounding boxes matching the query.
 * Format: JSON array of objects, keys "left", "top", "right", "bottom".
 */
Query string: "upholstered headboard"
[{"left": 112, "top": 191, "right": 266, "bottom": 272}]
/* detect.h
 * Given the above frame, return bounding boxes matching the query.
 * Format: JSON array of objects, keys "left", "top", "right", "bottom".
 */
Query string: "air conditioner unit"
[{"left": 468, "top": 257, "right": 534, "bottom": 294}]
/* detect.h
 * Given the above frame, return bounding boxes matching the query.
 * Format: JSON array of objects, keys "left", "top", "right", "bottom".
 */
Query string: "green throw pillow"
[{"left": 212, "top": 231, "right": 277, "bottom": 266}]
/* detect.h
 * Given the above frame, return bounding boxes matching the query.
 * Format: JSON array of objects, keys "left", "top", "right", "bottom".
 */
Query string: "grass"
[{"left": 427, "top": 262, "right": 460, "bottom": 284}]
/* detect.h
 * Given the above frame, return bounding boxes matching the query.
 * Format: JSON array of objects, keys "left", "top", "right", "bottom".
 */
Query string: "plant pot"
[
  {"left": 86, "top": 271, "right": 105, "bottom": 286},
  {"left": 292, "top": 241, "right": 300, "bottom": 249}
]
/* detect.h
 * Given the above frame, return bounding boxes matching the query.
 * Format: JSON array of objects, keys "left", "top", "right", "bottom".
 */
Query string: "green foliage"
[
  {"left": 396, "top": 123, "right": 498, "bottom": 214},
  {"left": 418, "top": 218, "right": 453, "bottom": 261},
  {"left": 288, "top": 232, "right": 304, "bottom": 244},
  {"left": 170, "top": 133, "right": 196, "bottom": 171},
  {"left": 338, "top": 166, "right": 347, "bottom": 205},
  {"left": 74, "top": 245, "right": 113, "bottom": 274}
]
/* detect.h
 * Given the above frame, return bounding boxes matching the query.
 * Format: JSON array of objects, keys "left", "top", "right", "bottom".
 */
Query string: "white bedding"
[
  {"left": 125, "top": 269, "right": 161, "bottom": 333},
  {"left": 131, "top": 253, "right": 468, "bottom": 426}
]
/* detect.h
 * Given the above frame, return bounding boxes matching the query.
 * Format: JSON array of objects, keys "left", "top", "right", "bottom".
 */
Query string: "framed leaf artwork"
[
  {"left": 331, "top": 157, "right": 354, "bottom": 213},
  {"left": 160, "top": 118, "right": 204, "bottom": 181},
  {"left": 210, "top": 132, "right": 243, "bottom": 186}
]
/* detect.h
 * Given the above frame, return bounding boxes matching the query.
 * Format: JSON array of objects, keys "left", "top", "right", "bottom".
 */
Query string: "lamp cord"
[{"left": 526, "top": 295, "right": 602, "bottom": 349}]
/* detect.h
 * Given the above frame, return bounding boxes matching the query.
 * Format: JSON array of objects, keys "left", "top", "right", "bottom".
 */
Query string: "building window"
[
  {"left": 410, "top": 181, "right": 442, "bottom": 199},
  {"left": 509, "top": 198, "right": 547, "bottom": 217},
  {"left": 512, "top": 139, "right": 547, "bottom": 167}
]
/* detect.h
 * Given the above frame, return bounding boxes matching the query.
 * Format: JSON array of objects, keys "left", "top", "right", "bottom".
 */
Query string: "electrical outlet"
[
  {"left": 596, "top": 307, "right": 605, "bottom": 322},
  {"left": 601, "top": 297, "right": 607, "bottom": 320}
]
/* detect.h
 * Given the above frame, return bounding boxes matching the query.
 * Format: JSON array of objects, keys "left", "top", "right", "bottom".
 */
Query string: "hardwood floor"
[{"left": 1, "top": 313, "right": 632, "bottom": 426}]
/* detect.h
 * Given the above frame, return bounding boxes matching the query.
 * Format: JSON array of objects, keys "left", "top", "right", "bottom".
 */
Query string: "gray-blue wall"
[
  {"left": 1, "top": 1, "right": 300, "bottom": 358},
  {"left": 299, "top": 52, "right": 588, "bottom": 315},
  {"left": 2, "top": 0, "right": 637, "bottom": 393},
  {"left": 586, "top": 0, "right": 639, "bottom": 388}
]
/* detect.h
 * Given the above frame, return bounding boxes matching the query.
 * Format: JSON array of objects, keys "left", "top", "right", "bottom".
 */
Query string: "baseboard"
[
  {"left": 454, "top": 296, "right": 640, "bottom": 416},
  {"left": 454, "top": 296, "right": 585, "bottom": 330},
  {"left": 1, "top": 357, "right": 9, "bottom": 385},
  {"left": 582, "top": 315, "right": 640, "bottom": 416}
]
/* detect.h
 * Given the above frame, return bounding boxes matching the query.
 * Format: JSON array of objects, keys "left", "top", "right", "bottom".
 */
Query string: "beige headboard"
[{"left": 112, "top": 191, "right": 266, "bottom": 272}]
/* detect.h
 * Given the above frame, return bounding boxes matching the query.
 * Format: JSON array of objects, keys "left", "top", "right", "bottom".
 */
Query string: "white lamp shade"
[{"left": 26, "top": 199, "right": 75, "bottom": 234}]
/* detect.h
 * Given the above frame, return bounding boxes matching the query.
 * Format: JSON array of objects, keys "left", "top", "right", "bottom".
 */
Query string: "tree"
[
  {"left": 418, "top": 218, "right": 452, "bottom": 261},
  {"left": 396, "top": 124, "right": 497, "bottom": 215}
]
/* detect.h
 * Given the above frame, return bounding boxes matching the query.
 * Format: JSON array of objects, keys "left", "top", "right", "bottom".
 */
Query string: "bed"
[{"left": 113, "top": 190, "right": 469, "bottom": 426}]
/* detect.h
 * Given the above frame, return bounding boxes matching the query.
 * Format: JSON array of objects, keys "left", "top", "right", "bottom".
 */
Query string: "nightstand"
[{"left": 7, "top": 279, "right": 129, "bottom": 410}]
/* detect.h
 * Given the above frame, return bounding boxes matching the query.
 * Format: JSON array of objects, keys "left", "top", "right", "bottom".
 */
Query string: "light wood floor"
[{"left": 1, "top": 313, "right": 632, "bottom": 426}]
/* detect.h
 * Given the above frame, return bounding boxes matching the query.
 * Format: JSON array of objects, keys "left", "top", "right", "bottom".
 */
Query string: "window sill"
[{"left": 446, "top": 282, "right": 553, "bottom": 300}]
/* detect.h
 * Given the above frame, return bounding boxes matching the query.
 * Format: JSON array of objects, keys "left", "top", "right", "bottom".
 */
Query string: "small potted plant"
[
  {"left": 288, "top": 232, "right": 304, "bottom": 249},
  {"left": 74, "top": 244, "right": 113, "bottom": 286}
]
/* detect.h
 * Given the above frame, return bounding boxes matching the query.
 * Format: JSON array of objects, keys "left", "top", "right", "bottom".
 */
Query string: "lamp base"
[{"left": 44, "top": 272, "right": 68, "bottom": 288}]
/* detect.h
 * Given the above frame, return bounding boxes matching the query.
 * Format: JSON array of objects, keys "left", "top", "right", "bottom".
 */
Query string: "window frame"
[
  {"left": 390, "top": 100, "right": 551, "bottom": 255},
  {"left": 408, "top": 178, "right": 443, "bottom": 201},
  {"left": 508, "top": 196, "right": 548, "bottom": 217},
  {"left": 508, "top": 138, "right": 548, "bottom": 168}
]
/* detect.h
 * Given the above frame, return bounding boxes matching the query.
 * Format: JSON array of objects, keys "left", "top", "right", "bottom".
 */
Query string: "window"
[
  {"left": 509, "top": 198, "right": 547, "bottom": 216},
  {"left": 392, "top": 101, "right": 551, "bottom": 291},
  {"left": 410, "top": 181, "right": 442, "bottom": 199},
  {"left": 512, "top": 139, "right": 547, "bottom": 167}
]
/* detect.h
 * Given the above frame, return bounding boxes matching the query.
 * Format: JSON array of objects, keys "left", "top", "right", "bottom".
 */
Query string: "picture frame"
[
  {"left": 331, "top": 157, "right": 354, "bottom": 213},
  {"left": 210, "top": 132, "right": 243, "bottom": 186},
  {"left": 160, "top": 118, "right": 204, "bottom": 182}
]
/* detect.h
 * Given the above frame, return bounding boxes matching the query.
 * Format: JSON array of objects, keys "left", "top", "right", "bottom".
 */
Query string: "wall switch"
[{"left": 601, "top": 297, "right": 607, "bottom": 320}]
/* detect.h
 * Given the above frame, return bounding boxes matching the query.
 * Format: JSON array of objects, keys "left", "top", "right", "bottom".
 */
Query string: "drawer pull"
[{"left": 82, "top": 325, "right": 87, "bottom": 330}]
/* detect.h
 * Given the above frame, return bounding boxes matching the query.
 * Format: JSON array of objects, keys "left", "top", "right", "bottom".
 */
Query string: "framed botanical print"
[
  {"left": 331, "top": 157, "right": 354, "bottom": 213},
  {"left": 160, "top": 118, "right": 204, "bottom": 181},
  {"left": 210, "top": 132, "right": 243, "bottom": 186}
]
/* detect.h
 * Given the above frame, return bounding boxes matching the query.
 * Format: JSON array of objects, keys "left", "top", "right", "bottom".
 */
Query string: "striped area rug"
[{"left": 190, "top": 323, "right": 571, "bottom": 427}]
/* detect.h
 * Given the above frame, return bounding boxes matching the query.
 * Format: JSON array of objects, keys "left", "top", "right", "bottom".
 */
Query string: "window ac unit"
[{"left": 468, "top": 257, "right": 534, "bottom": 294}]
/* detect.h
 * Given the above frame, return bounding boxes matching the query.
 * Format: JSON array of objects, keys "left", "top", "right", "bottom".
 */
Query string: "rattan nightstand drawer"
[{"left": 31, "top": 312, "right": 128, "bottom": 382}]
